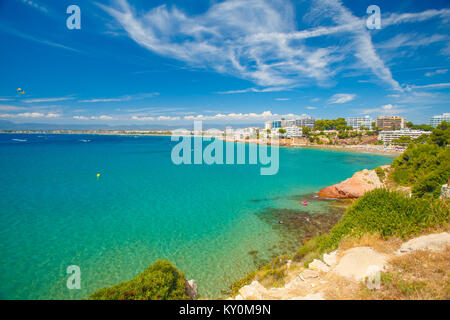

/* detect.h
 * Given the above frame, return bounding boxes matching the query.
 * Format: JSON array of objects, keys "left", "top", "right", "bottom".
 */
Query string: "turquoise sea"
[{"left": 0, "top": 133, "right": 393, "bottom": 299}]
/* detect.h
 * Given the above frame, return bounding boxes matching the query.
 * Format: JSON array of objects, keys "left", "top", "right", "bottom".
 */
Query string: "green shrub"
[
  {"left": 413, "top": 167, "right": 449, "bottom": 199},
  {"left": 89, "top": 260, "right": 189, "bottom": 300},
  {"left": 294, "top": 189, "right": 449, "bottom": 261},
  {"left": 430, "top": 121, "right": 449, "bottom": 147},
  {"left": 391, "top": 142, "right": 449, "bottom": 197},
  {"left": 375, "top": 167, "right": 385, "bottom": 180}
]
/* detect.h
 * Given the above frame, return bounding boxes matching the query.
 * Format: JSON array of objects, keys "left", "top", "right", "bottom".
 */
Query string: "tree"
[
  {"left": 391, "top": 136, "right": 412, "bottom": 146},
  {"left": 266, "top": 129, "right": 271, "bottom": 134},
  {"left": 278, "top": 128, "right": 286, "bottom": 134},
  {"left": 314, "top": 118, "right": 351, "bottom": 131},
  {"left": 406, "top": 121, "right": 434, "bottom": 132},
  {"left": 302, "top": 126, "right": 311, "bottom": 137},
  {"left": 89, "top": 260, "right": 190, "bottom": 300},
  {"left": 430, "top": 121, "right": 449, "bottom": 147}
]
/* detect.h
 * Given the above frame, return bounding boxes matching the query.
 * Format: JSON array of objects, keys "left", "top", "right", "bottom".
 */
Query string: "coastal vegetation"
[
  {"left": 391, "top": 121, "right": 450, "bottom": 198},
  {"left": 229, "top": 123, "right": 450, "bottom": 298},
  {"left": 406, "top": 121, "right": 434, "bottom": 132},
  {"left": 89, "top": 260, "right": 189, "bottom": 300}
]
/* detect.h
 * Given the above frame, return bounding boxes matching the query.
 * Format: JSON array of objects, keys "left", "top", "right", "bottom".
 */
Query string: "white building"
[
  {"left": 295, "top": 115, "right": 315, "bottom": 129},
  {"left": 378, "top": 129, "right": 430, "bottom": 144},
  {"left": 285, "top": 126, "right": 303, "bottom": 138},
  {"left": 429, "top": 113, "right": 450, "bottom": 128},
  {"left": 233, "top": 127, "right": 259, "bottom": 139},
  {"left": 264, "top": 121, "right": 272, "bottom": 130},
  {"left": 346, "top": 116, "right": 372, "bottom": 130}
]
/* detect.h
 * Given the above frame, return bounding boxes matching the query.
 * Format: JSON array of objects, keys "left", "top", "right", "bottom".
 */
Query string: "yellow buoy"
[{"left": 97, "top": 173, "right": 101, "bottom": 178}]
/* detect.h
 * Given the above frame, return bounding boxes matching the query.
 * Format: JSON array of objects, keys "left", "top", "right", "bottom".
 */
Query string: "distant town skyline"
[{"left": 1, "top": 0, "right": 450, "bottom": 126}]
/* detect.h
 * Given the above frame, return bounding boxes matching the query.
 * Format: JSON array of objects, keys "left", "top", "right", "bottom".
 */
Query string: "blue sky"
[{"left": 0, "top": 0, "right": 449, "bottom": 126}]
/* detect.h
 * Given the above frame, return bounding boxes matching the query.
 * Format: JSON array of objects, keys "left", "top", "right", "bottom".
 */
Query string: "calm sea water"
[{"left": 0, "top": 133, "right": 392, "bottom": 299}]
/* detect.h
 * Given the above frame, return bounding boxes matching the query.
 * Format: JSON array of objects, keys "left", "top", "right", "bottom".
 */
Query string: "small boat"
[
  {"left": 12, "top": 139, "right": 27, "bottom": 142},
  {"left": 301, "top": 201, "right": 308, "bottom": 206}
]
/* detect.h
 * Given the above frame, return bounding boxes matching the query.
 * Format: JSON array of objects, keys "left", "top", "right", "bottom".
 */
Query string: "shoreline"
[
  {"left": 221, "top": 137, "right": 402, "bottom": 156},
  {"left": 288, "top": 143, "right": 401, "bottom": 156},
  {"left": 0, "top": 131, "right": 400, "bottom": 156}
]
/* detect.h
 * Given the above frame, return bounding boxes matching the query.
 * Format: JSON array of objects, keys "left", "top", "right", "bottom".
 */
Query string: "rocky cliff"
[{"left": 318, "top": 168, "right": 384, "bottom": 199}]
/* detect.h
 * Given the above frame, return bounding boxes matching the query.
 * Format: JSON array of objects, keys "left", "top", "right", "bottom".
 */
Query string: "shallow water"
[{"left": 0, "top": 133, "right": 392, "bottom": 299}]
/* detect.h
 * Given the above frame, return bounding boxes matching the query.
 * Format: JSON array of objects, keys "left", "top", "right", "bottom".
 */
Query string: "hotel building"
[
  {"left": 346, "top": 116, "right": 372, "bottom": 130},
  {"left": 376, "top": 116, "right": 406, "bottom": 131},
  {"left": 285, "top": 126, "right": 303, "bottom": 138},
  {"left": 429, "top": 113, "right": 450, "bottom": 128},
  {"left": 378, "top": 129, "right": 430, "bottom": 143}
]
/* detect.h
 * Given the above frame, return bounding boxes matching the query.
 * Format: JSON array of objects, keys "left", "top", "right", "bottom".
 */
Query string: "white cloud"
[
  {"left": 406, "top": 83, "right": 450, "bottom": 90},
  {"left": 132, "top": 115, "right": 181, "bottom": 121},
  {"left": 181, "top": 110, "right": 312, "bottom": 122},
  {"left": 0, "top": 25, "right": 81, "bottom": 53},
  {"left": 361, "top": 104, "right": 425, "bottom": 115},
  {"left": 0, "top": 112, "right": 59, "bottom": 118},
  {"left": 23, "top": 97, "right": 74, "bottom": 103},
  {"left": 79, "top": 93, "right": 159, "bottom": 103},
  {"left": 382, "top": 8, "right": 450, "bottom": 26},
  {"left": 74, "top": 115, "right": 116, "bottom": 120},
  {"left": 305, "top": 106, "right": 317, "bottom": 110},
  {"left": 98, "top": 0, "right": 344, "bottom": 89},
  {"left": 99, "top": 1, "right": 450, "bottom": 91},
  {"left": 425, "top": 69, "right": 448, "bottom": 77},
  {"left": 218, "top": 87, "right": 289, "bottom": 94},
  {"left": 73, "top": 115, "right": 89, "bottom": 120},
  {"left": 328, "top": 93, "right": 356, "bottom": 104},
  {"left": 0, "top": 105, "right": 25, "bottom": 111},
  {"left": 79, "top": 98, "right": 124, "bottom": 103},
  {"left": 377, "top": 33, "right": 448, "bottom": 50},
  {"left": 46, "top": 113, "right": 60, "bottom": 118},
  {"left": 20, "top": 0, "right": 49, "bottom": 14},
  {"left": 276, "top": 98, "right": 290, "bottom": 101},
  {"left": 96, "top": 115, "right": 114, "bottom": 120}
]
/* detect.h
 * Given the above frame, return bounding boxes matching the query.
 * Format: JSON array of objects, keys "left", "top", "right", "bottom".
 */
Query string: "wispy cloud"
[
  {"left": 361, "top": 104, "right": 430, "bottom": 115},
  {"left": 218, "top": 87, "right": 289, "bottom": 94},
  {"left": 23, "top": 97, "right": 74, "bottom": 103},
  {"left": 78, "top": 93, "right": 159, "bottom": 103},
  {"left": 132, "top": 115, "right": 181, "bottom": 121},
  {"left": 377, "top": 33, "right": 448, "bottom": 50},
  {"left": 406, "top": 83, "right": 450, "bottom": 90},
  {"left": 19, "top": 0, "right": 49, "bottom": 14},
  {"left": 0, "top": 25, "right": 81, "bottom": 53},
  {"left": 0, "top": 112, "right": 60, "bottom": 118},
  {"left": 382, "top": 8, "right": 450, "bottom": 26},
  {"left": 99, "top": 0, "right": 450, "bottom": 92},
  {"left": 98, "top": 0, "right": 343, "bottom": 89},
  {"left": 328, "top": 93, "right": 356, "bottom": 104},
  {"left": 425, "top": 69, "right": 448, "bottom": 77},
  {"left": 79, "top": 98, "right": 125, "bottom": 103},
  {"left": 0, "top": 105, "right": 25, "bottom": 111}
]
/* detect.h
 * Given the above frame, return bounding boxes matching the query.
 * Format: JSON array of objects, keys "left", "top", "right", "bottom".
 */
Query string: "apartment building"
[
  {"left": 378, "top": 129, "right": 430, "bottom": 143},
  {"left": 285, "top": 126, "right": 303, "bottom": 138},
  {"left": 376, "top": 116, "right": 406, "bottom": 131},
  {"left": 346, "top": 116, "right": 372, "bottom": 130},
  {"left": 429, "top": 113, "right": 450, "bottom": 128}
]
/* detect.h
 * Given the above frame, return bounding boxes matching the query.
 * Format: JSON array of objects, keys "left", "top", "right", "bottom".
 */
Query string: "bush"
[
  {"left": 89, "top": 260, "right": 190, "bottom": 300},
  {"left": 375, "top": 166, "right": 385, "bottom": 180},
  {"left": 430, "top": 121, "right": 449, "bottom": 147},
  {"left": 294, "top": 189, "right": 449, "bottom": 261},
  {"left": 391, "top": 143, "right": 450, "bottom": 197}
]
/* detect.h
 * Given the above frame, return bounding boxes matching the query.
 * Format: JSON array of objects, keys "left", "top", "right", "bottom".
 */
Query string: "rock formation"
[
  {"left": 396, "top": 232, "right": 450, "bottom": 254},
  {"left": 318, "top": 169, "right": 383, "bottom": 199},
  {"left": 185, "top": 280, "right": 198, "bottom": 300}
]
